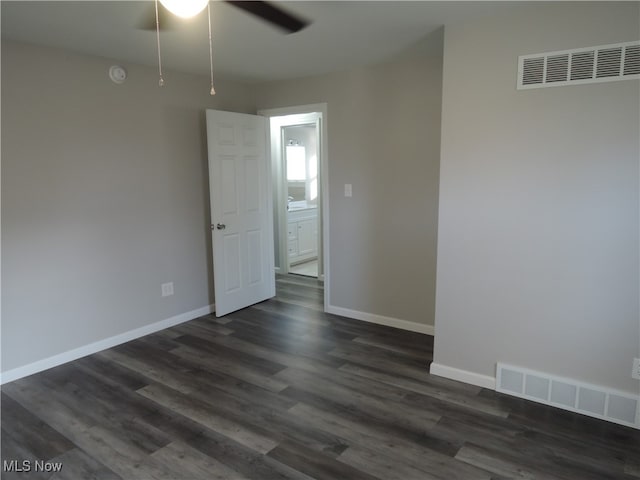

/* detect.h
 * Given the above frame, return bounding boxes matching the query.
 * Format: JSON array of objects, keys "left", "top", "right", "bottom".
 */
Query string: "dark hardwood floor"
[{"left": 2, "top": 274, "right": 639, "bottom": 479}]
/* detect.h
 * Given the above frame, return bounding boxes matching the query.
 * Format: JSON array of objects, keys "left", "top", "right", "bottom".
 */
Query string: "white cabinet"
[{"left": 288, "top": 208, "right": 318, "bottom": 264}]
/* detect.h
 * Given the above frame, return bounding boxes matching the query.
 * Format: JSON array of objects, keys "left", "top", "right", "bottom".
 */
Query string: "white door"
[{"left": 206, "top": 110, "right": 275, "bottom": 317}]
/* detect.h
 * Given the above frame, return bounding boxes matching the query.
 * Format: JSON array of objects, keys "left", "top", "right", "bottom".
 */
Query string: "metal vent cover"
[
  {"left": 496, "top": 363, "right": 639, "bottom": 429},
  {"left": 518, "top": 41, "right": 640, "bottom": 89}
]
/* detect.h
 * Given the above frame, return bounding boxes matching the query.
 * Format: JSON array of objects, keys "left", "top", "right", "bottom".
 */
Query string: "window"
[{"left": 286, "top": 146, "right": 306, "bottom": 181}]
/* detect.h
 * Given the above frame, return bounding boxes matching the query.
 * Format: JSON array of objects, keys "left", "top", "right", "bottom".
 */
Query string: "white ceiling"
[{"left": 1, "top": 1, "right": 507, "bottom": 83}]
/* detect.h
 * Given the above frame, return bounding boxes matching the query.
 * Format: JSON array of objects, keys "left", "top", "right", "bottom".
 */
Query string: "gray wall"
[
  {"left": 433, "top": 3, "right": 640, "bottom": 393},
  {"left": 1, "top": 41, "right": 256, "bottom": 372},
  {"left": 255, "top": 30, "right": 444, "bottom": 327}
]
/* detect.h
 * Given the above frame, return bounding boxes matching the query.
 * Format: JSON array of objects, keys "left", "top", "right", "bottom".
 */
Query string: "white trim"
[
  {"left": 327, "top": 304, "right": 434, "bottom": 336},
  {"left": 429, "top": 362, "right": 497, "bottom": 390},
  {"left": 258, "top": 103, "right": 328, "bottom": 118},
  {"left": 269, "top": 113, "right": 319, "bottom": 277},
  {"left": 0, "top": 304, "right": 215, "bottom": 385},
  {"left": 319, "top": 108, "right": 329, "bottom": 311}
]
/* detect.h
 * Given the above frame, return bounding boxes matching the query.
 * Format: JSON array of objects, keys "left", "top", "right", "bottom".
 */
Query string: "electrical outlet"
[
  {"left": 161, "top": 282, "right": 174, "bottom": 297},
  {"left": 633, "top": 358, "right": 640, "bottom": 380}
]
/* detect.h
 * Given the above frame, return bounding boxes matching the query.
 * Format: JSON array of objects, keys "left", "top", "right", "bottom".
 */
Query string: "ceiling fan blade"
[
  {"left": 225, "top": 1, "right": 309, "bottom": 34},
  {"left": 137, "top": 2, "right": 180, "bottom": 31}
]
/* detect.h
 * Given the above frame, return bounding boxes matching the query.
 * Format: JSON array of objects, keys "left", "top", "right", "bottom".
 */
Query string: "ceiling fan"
[
  {"left": 138, "top": 0, "right": 310, "bottom": 34},
  {"left": 138, "top": 0, "right": 310, "bottom": 94}
]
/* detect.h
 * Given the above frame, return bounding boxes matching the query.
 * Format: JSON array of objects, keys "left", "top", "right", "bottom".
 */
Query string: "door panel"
[
  {"left": 220, "top": 156, "right": 238, "bottom": 215},
  {"left": 223, "top": 234, "right": 241, "bottom": 293},
  {"left": 245, "top": 157, "right": 260, "bottom": 212},
  {"left": 206, "top": 110, "right": 275, "bottom": 317},
  {"left": 247, "top": 229, "right": 263, "bottom": 285}
]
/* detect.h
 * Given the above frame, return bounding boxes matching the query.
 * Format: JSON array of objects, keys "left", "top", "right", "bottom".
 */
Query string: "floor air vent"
[
  {"left": 496, "top": 363, "right": 639, "bottom": 429},
  {"left": 517, "top": 41, "right": 640, "bottom": 89}
]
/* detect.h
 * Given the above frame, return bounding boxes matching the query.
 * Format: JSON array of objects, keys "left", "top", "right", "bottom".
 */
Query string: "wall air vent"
[
  {"left": 496, "top": 363, "right": 639, "bottom": 429},
  {"left": 517, "top": 41, "right": 640, "bottom": 89}
]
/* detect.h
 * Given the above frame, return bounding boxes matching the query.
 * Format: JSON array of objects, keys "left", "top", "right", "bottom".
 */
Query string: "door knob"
[{"left": 216, "top": 223, "right": 226, "bottom": 230}]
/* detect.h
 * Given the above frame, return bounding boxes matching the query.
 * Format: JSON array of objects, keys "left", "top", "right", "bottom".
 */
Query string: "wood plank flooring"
[{"left": 2, "top": 274, "right": 639, "bottom": 479}]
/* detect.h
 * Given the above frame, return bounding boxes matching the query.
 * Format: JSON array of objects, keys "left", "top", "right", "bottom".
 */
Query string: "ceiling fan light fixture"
[{"left": 159, "top": 0, "right": 208, "bottom": 19}]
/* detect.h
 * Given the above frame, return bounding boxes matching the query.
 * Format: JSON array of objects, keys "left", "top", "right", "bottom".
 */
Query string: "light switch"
[
  {"left": 161, "top": 282, "right": 174, "bottom": 297},
  {"left": 344, "top": 184, "right": 352, "bottom": 197}
]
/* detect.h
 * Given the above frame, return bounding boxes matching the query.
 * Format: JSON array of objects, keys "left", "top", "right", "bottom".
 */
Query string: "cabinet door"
[
  {"left": 297, "top": 219, "right": 317, "bottom": 257},
  {"left": 287, "top": 220, "right": 298, "bottom": 261},
  {"left": 287, "top": 222, "right": 297, "bottom": 241},
  {"left": 288, "top": 238, "right": 298, "bottom": 260}
]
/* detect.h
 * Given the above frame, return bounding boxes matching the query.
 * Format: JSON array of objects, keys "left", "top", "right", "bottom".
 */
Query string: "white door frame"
[
  {"left": 258, "top": 103, "right": 329, "bottom": 312},
  {"left": 271, "top": 114, "right": 321, "bottom": 277}
]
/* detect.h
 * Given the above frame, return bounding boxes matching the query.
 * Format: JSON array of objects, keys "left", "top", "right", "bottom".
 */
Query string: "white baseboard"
[
  {"left": 326, "top": 304, "right": 434, "bottom": 336},
  {"left": 0, "top": 304, "right": 215, "bottom": 385},
  {"left": 430, "top": 362, "right": 497, "bottom": 390}
]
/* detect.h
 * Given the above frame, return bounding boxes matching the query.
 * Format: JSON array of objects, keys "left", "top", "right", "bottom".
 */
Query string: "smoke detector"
[{"left": 109, "top": 65, "right": 127, "bottom": 84}]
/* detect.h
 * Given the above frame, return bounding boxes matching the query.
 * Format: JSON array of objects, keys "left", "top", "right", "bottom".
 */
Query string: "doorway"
[
  {"left": 283, "top": 123, "right": 319, "bottom": 277},
  {"left": 259, "top": 104, "right": 329, "bottom": 308}
]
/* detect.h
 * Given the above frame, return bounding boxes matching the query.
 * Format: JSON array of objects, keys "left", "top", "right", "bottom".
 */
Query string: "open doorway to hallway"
[{"left": 259, "top": 104, "right": 329, "bottom": 308}]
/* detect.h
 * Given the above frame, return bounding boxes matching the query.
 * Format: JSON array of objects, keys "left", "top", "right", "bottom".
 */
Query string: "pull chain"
[
  {"left": 207, "top": 2, "right": 216, "bottom": 95},
  {"left": 155, "top": 0, "right": 165, "bottom": 87}
]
